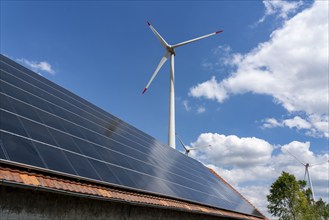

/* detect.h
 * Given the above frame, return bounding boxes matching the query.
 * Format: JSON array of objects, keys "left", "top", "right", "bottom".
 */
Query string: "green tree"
[
  {"left": 267, "top": 172, "right": 306, "bottom": 219},
  {"left": 315, "top": 199, "right": 329, "bottom": 219},
  {"left": 266, "top": 171, "right": 329, "bottom": 220}
]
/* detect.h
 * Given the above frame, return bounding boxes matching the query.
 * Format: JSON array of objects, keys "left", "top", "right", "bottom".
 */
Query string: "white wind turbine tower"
[
  {"left": 176, "top": 133, "right": 211, "bottom": 156},
  {"left": 285, "top": 149, "right": 329, "bottom": 201},
  {"left": 142, "top": 21, "right": 223, "bottom": 149}
]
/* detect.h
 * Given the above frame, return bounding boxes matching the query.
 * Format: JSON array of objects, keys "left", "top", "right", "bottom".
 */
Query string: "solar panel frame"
[{"left": 0, "top": 54, "right": 263, "bottom": 218}]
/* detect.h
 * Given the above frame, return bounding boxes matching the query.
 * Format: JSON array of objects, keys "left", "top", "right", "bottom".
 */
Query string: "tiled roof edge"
[{"left": 0, "top": 165, "right": 265, "bottom": 220}]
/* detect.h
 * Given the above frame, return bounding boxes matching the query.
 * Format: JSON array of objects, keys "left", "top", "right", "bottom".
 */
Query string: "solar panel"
[{"left": 0, "top": 54, "right": 262, "bottom": 218}]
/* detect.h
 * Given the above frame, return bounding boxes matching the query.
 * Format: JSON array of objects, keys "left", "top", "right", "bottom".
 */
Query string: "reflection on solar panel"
[{"left": 0, "top": 54, "right": 262, "bottom": 218}]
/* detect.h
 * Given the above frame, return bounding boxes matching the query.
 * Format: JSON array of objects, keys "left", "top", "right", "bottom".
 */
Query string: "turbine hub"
[{"left": 167, "top": 46, "right": 176, "bottom": 56}]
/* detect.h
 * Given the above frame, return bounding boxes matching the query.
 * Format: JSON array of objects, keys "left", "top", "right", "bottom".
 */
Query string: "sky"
[{"left": 1, "top": 0, "right": 328, "bottom": 218}]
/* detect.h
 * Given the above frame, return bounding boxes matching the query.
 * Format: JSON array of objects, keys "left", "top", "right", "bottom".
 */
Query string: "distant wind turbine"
[
  {"left": 142, "top": 21, "right": 223, "bottom": 149},
  {"left": 176, "top": 133, "right": 211, "bottom": 156},
  {"left": 285, "top": 149, "right": 328, "bottom": 201}
]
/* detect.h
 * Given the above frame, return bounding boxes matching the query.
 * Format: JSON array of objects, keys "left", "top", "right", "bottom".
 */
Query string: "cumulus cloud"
[
  {"left": 187, "top": 2, "right": 328, "bottom": 217},
  {"left": 191, "top": 133, "right": 273, "bottom": 168},
  {"left": 279, "top": 141, "right": 325, "bottom": 185},
  {"left": 190, "top": 1, "right": 328, "bottom": 137},
  {"left": 17, "top": 58, "right": 55, "bottom": 75},
  {"left": 189, "top": 76, "right": 228, "bottom": 103},
  {"left": 190, "top": 133, "right": 329, "bottom": 217}
]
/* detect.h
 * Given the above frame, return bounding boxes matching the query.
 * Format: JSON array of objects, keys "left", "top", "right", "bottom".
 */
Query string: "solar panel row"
[{"left": 0, "top": 54, "right": 262, "bottom": 217}]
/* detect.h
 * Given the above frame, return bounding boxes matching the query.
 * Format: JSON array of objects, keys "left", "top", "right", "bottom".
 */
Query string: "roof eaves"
[{"left": 0, "top": 166, "right": 265, "bottom": 220}]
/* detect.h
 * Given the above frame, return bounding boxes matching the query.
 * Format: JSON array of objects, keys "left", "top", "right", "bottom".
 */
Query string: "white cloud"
[
  {"left": 224, "top": 1, "right": 328, "bottom": 114},
  {"left": 201, "top": 60, "right": 214, "bottom": 70},
  {"left": 261, "top": 115, "right": 328, "bottom": 138},
  {"left": 191, "top": 133, "right": 273, "bottom": 167},
  {"left": 189, "top": 76, "right": 227, "bottom": 103},
  {"left": 186, "top": 2, "right": 329, "bottom": 218},
  {"left": 213, "top": 45, "right": 234, "bottom": 66},
  {"left": 190, "top": 1, "right": 329, "bottom": 138},
  {"left": 257, "top": 0, "right": 303, "bottom": 24},
  {"left": 283, "top": 116, "right": 311, "bottom": 130},
  {"left": 182, "top": 100, "right": 208, "bottom": 114},
  {"left": 197, "top": 106, "right": 206, "bottom": 113},
  {"left": 262, "top": 118, "right": 282, "bottom": 129},
  {"left": 17, "top": 58, "right": 55, "bottom": 75},
  {"left": 210, "top": 165, "right": 275, "bottom": 186},
  {"left": 190, "top": 133, "right": 329, "bottom": 217},
  {"left": 307, "top": 114, "right": 329, "bottom": 138},
  {"left": 182, "top": 100, "right": 191, "bottom": 111},
  {"left": 273, "top": 141, "right": 329, "bottom": 188}
]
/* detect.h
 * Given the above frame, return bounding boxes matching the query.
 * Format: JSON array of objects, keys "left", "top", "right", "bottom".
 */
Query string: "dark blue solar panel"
[{"left": 0, "top": 54, "right": 263, "bottom": 218}]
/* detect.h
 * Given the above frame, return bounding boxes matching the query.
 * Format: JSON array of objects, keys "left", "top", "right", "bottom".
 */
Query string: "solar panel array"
[{"left": 0, "top": 54, "right": 262, "bottom": 218}]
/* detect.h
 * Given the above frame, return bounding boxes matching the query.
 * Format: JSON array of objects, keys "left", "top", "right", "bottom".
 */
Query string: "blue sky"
[{"left": 1, "top": 1, "right": 328, "bottom": 217}]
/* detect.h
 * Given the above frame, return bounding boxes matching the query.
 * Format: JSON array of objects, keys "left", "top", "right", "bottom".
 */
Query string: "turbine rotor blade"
[
  {"left": 175, "top": 133, "right": 188, "bottom": 151},
  {"left": 172, "top": 30, "right": 223, "bottom": 49},
  {"left": 310, "top": 160, "right": 329, "bottom": 167},
  {"left": 284, "top": 149, "right": 306, "bottom": 166},
  {"left": 147, "top": 21, "right": 170, "bottom": 49},
  {"left": 189, "top": 145, "right": 212, "bottom": 151},
  {"left": 143, "top": 52, "right": 170, "bottom": 94}
]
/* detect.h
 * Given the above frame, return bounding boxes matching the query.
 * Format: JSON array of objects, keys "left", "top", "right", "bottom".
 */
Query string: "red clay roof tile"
[{"left": 0, "top": 166, "right": 266, "bottom": 219}]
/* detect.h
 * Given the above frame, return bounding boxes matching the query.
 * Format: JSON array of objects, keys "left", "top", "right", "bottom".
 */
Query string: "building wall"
[{"left": 0, "top": 186, "right": 229, "bottom": 220}]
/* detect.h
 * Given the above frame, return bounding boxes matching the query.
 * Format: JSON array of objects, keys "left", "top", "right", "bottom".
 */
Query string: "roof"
[
  {"left": 0, "top": 164, "right": 266, "bottom": 220},
  {"left": 1, "top": 53, "right": 263, "bottom": 217},
  {"left": 208, "top": 169, "right": 267, "bottom": 219}
]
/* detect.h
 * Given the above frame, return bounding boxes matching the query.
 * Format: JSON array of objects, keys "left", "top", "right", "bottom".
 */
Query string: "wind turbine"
[
  {"left": 142, "top": 21, "right": 223, "bottom": 149},
  {"left": 285, "top": 149, "right": 328, "bottom": 201},
  {"left": 176, "top": 133, "right": 211, "bottom": 156}
]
